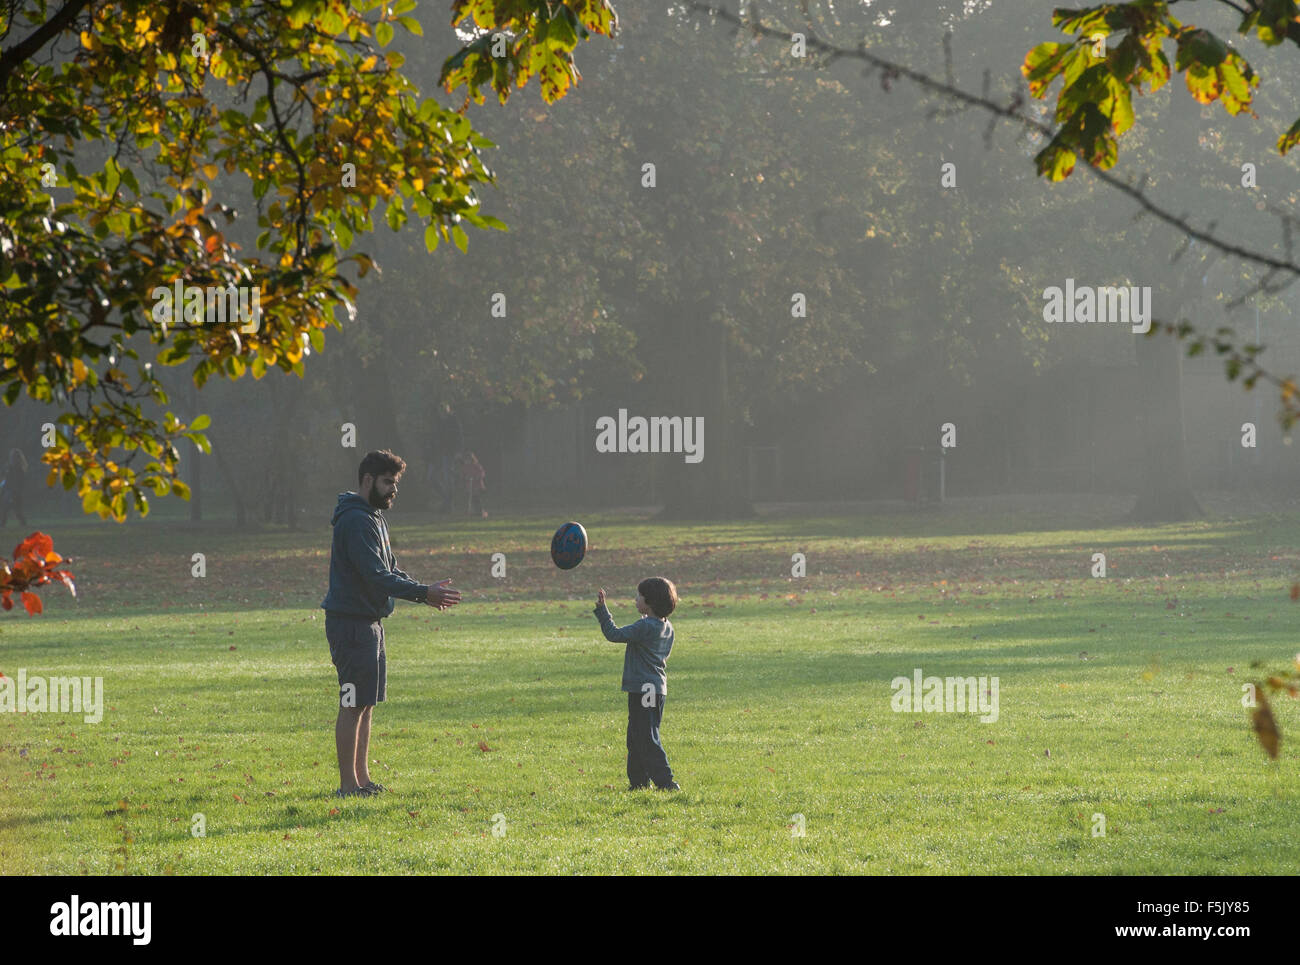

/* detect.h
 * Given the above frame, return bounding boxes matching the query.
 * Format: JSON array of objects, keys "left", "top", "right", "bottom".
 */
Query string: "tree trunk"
[
  {"left": 266, "top": 376, "right": 303, "bottom": 529},
  {"left": 1130, "top": 325, "right": 1201, "bottom": 521},
  {"left": 655, "top": 307, "right": 756, "bottom": 521},
  {"left": 211, "top": 438, "right": 249, "bottom": 527},
  {"left": 187, "top": 380, "right": 202, "bottom": 522}
]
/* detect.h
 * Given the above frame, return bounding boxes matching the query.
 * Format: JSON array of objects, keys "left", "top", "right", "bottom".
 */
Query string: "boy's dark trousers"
[{"left": 626, "top": 691, "right": 674, "bottom": 789}]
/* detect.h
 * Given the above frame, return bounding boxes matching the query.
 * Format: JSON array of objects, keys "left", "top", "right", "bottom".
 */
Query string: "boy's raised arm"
[{"left": 593, "top": 592, "right": 646, "bottom": 644}]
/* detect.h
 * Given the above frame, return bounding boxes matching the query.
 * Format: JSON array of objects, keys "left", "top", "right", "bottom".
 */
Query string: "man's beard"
[{"left": 368, "top": 488, "right": 394, "bottom": 510}]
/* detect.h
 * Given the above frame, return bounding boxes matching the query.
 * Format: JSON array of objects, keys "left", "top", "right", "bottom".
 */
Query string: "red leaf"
[
  {"left": 14, "top": 532, "right": 52, "bottom": 561},
  {"left": 478, "top": 740, "right": 492, "bottom": 752},
  {"left": 20, "top": 591, "right": 42, "bottom": 616}
]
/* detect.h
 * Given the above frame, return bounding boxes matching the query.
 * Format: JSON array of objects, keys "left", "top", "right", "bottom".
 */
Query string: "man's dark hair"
[
  {"left": 358, "top": 449, "right": 406, "bottom": 488},
  {"left": 638, "top": 577, "right": 678, "bottom": 618}
]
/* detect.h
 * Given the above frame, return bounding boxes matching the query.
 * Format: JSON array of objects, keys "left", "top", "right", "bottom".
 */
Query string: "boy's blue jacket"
[
  {"left": 594, "top": 601, "right": 673, "bottom": 695},
  {"left": 321, "top": 492, "right": 429, "bottom": 619}
]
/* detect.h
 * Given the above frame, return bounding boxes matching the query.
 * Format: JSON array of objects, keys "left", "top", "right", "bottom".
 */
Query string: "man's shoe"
[
  {"left": 655, "top": 782, "right": 681, "bottom": 791},
  {"left": 363, "top": 781, "right": 387, "bottom": 794}
]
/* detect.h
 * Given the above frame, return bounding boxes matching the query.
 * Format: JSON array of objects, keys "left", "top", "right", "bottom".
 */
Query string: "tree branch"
[
  {"left": 686, "top": 2, "right": 1300, "bottom": 283},
  {"left": 0, "top": 0, "right": 91, "bottom": 91}
]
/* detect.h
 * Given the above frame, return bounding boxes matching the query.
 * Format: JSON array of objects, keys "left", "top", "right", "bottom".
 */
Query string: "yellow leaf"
[{"left": 202, "top": 164, "right": 218, "bottom": 180}]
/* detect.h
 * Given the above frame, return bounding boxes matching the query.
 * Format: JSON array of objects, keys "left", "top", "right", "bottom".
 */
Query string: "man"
[{"left": 321, "top": 449, "right": 462, "bottom": 798}]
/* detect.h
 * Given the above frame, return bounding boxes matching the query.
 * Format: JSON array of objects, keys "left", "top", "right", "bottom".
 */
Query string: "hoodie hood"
[{"left": 331, "top": 491, "right": 375, "bottom": 526}]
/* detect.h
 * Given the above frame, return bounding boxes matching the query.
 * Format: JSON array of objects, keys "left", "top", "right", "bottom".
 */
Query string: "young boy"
[{"left": 593, "top": 578, "right": 681, "bottom": 791}]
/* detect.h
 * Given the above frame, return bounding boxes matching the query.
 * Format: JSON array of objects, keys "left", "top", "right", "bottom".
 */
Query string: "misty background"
[{"left": 5, "top": 0, "right": 1300, "bottom": 526}]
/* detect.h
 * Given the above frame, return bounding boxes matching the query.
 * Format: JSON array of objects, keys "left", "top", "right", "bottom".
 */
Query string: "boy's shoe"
[
  {"left": 333, "top": 785, "right": 375, "bottom": 798},
  {"left": 363, "top": 781, "right": 387, "bottom": 794},
  {"left": 628, "top": 782, "right": 651, "bottom": 791},
  {"left": 655, "top": 782, "right": 681, "bottom": 792}
]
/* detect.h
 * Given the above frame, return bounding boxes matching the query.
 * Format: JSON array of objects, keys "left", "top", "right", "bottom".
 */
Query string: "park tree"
[
  {"left": 683, "top": 1, "right": 1300, "bottom": 515},
  {"left": 0, "top": 0, "right": 618, "bottom": 522},
  {"left": 1020, "top": 0, "right": 1300, "bottom": 520}
]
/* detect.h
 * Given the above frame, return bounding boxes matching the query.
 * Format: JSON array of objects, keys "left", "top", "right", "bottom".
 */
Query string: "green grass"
[{"left": 2, "top": 501, "right": 1299, "bottom": 874}]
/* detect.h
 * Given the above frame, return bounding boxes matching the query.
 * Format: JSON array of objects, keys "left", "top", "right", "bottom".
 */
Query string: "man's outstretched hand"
[{"left": 426, "top": 579, "right": 462, "bottom": 611}]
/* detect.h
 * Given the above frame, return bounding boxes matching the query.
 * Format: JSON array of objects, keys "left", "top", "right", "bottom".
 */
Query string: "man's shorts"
[{"left": 325, "top": 614, "right": 386, "bottom": 707}]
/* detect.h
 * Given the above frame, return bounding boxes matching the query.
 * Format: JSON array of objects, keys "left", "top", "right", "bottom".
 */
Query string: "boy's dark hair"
[
  {"left": 358, "top": 449, "right": 407, "bottom": 487},
  {"left": 638, "top": 577, "right": 678, "bottom": 618}
]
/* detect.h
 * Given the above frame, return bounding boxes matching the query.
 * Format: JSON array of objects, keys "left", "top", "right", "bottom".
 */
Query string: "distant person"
[
  {"left": 432, "top": 404, "right": 463, "bottom": 514},
  {"left": 457, "top": 450, "right": 488, "bottom": 518},
  {"left": 0, "top": 448, "right": 29, "bottom": 529},
  {"left": 320, "top": 449, "right": 462, "bottom": 798},
  {"left": 593, "top": 578, "right": 681, "bottom": 792}
]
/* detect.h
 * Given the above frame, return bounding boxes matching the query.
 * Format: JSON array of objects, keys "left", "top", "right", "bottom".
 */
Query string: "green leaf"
[
  {"left": 452, "top": 224, "right": 468, "bottom": 252},
  {"left": 548, "top": 9, "right": 578, "bottom": 49},
  {"left": 1278, "top": 117, "right": 1300, "bottom": 155},
  {"left": 287, "top": 0, "right": 314, "bottom": 30},
  {"left": 189, "top": 413, "right": 211, "bottom": 430},
  {"left": 319, "top": 7, "right": 346, "bottom": 34},
  {"left": 376, "top": 20, "right": 394, "bottom": 47},
  {"left": 1176, "top": 29, "right": 1228, "bottom": 71},
  {"left": 1035, "top": 142, "right": 1078, "bottom": 181},
  {"left": 386, "top": 198, "right": 404, "bottom": 231},
  {"left": 397, "top": 15, "right": 422, "bottom": 36},
  {"left": 424, "top": 223, "right": 440, "bottom": 252}
]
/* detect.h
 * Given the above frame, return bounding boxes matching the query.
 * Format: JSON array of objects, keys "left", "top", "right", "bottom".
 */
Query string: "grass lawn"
[{"left": 2, "top": 498, "right": 1298, "bottom": 874}]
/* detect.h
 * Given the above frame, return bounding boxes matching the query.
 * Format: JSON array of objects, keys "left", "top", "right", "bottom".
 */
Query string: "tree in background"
[{"left": 1, "top": 0, "right": 617, "bottom": 521}]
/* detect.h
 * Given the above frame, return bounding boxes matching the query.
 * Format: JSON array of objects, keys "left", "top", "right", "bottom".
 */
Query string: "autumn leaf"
[{"left": 1251, "top": 686, "right": 1281, "bottom": 760}]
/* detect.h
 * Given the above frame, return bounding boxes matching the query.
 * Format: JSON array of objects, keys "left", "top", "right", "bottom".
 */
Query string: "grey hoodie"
[
  {"left": 320, "top": 492, "right": 429, "bottom": 620},
  {"left": 593, "top": 601, "right": 674, "bottom": 695}
]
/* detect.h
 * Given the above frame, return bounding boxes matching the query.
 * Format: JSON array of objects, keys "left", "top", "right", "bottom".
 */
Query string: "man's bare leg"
[
  {"left": 335, "top": 706, "right": 363, "bottom": 791},
  {"left": 354, "top": 705, "right": 373, "bottom": 787}
]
